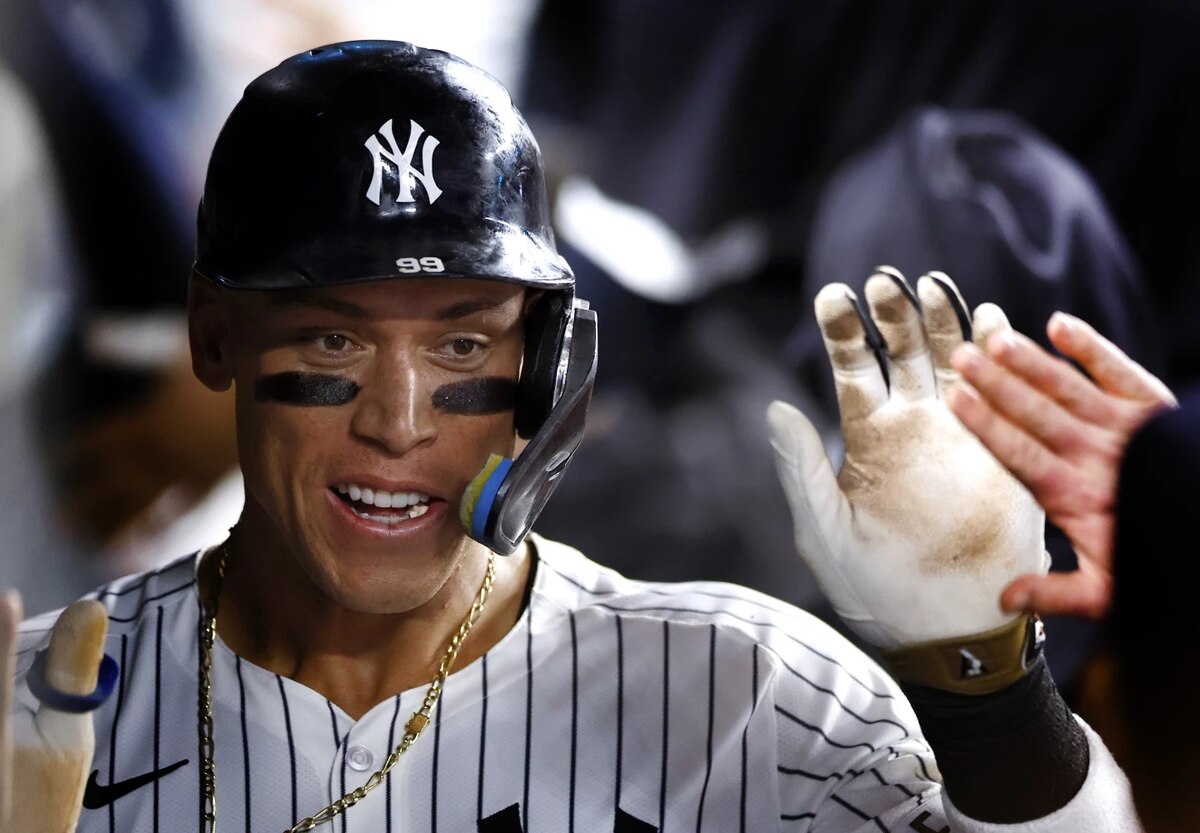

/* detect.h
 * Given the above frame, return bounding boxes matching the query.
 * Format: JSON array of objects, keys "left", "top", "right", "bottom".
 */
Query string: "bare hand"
[{"left": 947, "top": 312, "right": 1177, "bottom": 619}]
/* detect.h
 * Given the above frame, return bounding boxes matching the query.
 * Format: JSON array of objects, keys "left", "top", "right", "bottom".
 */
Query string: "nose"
[{"left": 349, "top": 356, "right": 438, "bottom": 455}]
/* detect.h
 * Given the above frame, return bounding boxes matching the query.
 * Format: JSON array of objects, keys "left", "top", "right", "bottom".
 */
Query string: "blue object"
[
  {"left": 27, "top": 650, "right": 119, "bottom": 713},
  {"left": 470, "top": 457, "right": 513, "bottom": 542}
]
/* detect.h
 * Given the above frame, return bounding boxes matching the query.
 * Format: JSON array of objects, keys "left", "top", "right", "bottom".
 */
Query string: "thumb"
[
  {"left": 29, "top": 600, "right": 110, "bottom": 738},
  {"left": 16, "top": 600, "right": 110, "bottom": 833},
  {"left": 766, "top": 400, "right": 847, "bottom": 563}
]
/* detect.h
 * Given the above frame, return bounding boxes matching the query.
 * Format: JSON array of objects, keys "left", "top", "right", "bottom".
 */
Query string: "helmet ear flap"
[{"left": 515, "top": 292, "right": 569, "bottom": 439}]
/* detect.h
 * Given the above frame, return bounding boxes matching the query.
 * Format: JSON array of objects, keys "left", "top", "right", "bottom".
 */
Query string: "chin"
[{"left": 308, "top": 538, "right": 468, "bottom": 615}]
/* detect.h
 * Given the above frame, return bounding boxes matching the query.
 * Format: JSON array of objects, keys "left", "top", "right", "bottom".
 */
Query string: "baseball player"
[{"left": 4, "top": 42, "right": 1141, "bottom": 833}]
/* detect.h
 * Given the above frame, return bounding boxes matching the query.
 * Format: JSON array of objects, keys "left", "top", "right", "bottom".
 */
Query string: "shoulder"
[
  {"left": 531, "top": 535, "right": 908, "bottom": 709},
  {"left": 14, "top": 551, "right": 202, "bottom": 668}
]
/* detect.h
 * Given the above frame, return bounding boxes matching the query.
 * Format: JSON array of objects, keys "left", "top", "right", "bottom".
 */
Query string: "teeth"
[
  {"left": 349, "top": 502, "right": 431, "bottom": 523},
  {"left": 335, "top": 484, "right": 431, "bottom": 509}
]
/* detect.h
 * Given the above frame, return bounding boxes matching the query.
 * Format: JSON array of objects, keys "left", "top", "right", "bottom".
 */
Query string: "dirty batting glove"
[
  {"left": 768, "top": 269, "right": 1049, "bottom": 694},
  {"left": 2, "top": 595, "right": 113, "bottom": 833}
]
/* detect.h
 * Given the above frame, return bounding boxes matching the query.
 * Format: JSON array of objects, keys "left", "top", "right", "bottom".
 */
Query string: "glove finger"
[
  {"left": 766, "top": 400, "right": 854, "bottom": 584},
  {"left": 814, "top": 283, "right": 889, "bottom": 424},
  {"left": 14, "top": 602, "right": 107, "bottom": 833},
  {"left": 865, "top": 267, "right": 937, "bottom": 403},
  {"left": 41, "top": 601, "right": 108, "bottom": 700},
  {"left": 917, "top": 272, "right": 971, "bottom": 395}
]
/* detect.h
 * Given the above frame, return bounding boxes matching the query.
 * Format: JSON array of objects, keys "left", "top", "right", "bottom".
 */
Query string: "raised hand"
[
  {"left": 1, "top": 592, "right": 17, "bottom": 831},
  {"left": 2, "top": 597, "right": 111, "bottom": 833},
  {"left": 947, "top": 311, "right": 1177, "bottom": 619},
  {"left": 768, "top": 269, "right": 1048, "bottom": 651}
]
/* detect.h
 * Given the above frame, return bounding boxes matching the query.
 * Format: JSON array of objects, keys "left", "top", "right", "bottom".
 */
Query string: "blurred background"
[{"left": 1, "top": 0, "right": 1198, "bottom": 815}]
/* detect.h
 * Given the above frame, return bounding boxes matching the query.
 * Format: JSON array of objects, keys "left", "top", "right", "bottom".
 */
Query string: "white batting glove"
[
  {"left": 769, "top": 270, "right": 1049, "bottom": 653},
  {"left": 2, "top": 594, "right": 110, "bottom": 833}
]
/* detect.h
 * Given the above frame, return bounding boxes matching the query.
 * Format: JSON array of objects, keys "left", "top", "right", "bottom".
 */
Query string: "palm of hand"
[{"left": 832, "top": 398, "right": 1045, "bottom": 646}]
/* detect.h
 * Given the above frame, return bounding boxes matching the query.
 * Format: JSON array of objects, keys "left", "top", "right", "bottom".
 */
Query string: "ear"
[{"left": 187, "top": 272, "right": 234, "bottom": 392}]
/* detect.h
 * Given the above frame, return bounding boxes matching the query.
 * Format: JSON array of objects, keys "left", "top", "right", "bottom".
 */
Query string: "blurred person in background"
[
  {"left": 0, "top": 63, "right": 100, "bottom": 614},
  {"left": 524, "top": 0, "right": 1173, "bottom": 677},
  {"left": 795, "top": 106, "right": 1161, "bottom": 680},
  {"left": 0, "top": 0, "right": 543, "bottom": 610},
  {"left": 525, "top": 0, "right": 1200, "bottom": 383}
]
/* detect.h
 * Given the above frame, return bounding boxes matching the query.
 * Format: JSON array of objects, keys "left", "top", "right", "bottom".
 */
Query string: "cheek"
[
  {"left": 440, "top": 409, "right": 519, "bottom": 460},
  {"left": 235, "top": 393, "right": 348, "bottom": 498}
]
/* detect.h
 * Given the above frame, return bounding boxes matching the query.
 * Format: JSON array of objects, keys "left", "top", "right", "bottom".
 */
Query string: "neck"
[{"left": 206, "top": 528, "right": 531, "bottom": 721}]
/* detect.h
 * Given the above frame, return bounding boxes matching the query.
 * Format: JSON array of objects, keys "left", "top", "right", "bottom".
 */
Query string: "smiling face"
[{"left": 190, "top": 276, "right": 527, "bottom": 614}]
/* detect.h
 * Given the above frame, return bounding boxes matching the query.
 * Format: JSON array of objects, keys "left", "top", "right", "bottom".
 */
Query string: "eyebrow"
[
  {"left": 267, "top": 293, "right": 366, "bottom": 318},
  {"left": 434, "top": 298, "right": 510, "bottom": 320}
]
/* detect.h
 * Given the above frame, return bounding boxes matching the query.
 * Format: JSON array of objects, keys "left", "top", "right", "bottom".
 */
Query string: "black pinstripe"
[
  {"left": 108, "top": 635, "right": 128, "bottom": 833},
  {"left": 340, "top": 724, "right": 349, "bottom": 833},
  {"left": 739, "top": 645, "right": 757, "bottom": 833},
  {"left": 614, "top": 616, "right": 625, "bottom": 818},
  {"left": 477, "top": 653, "right": 489, "bottom": 821},
  {"left": 431, "top": 684, "right": 444, "bottom": 833},
  {"left": 153, "top": 607, "right": 163, "bottom": 833},
  {"left": 778, "top": 765, "right": 859, "bottom": 782},
  {"left": 775, "top": 706, "right": 881, "bottom": 753},
  {"left": 109, "top": 582, "right": 196, "bottom": 624},
  {"left": 659, "top": 621, "right": 670, "bottom": 832},
  {"left": 327, "top": 700, "right": 341, "bottom": 748},
  {"left": 589, "top": 600, "right": 898, "bottom": 706},
  {"left": 830, "top": 793, "right": 872, "bottom": 820},
  {"left": 540, "top": 560, "right": 897, "bottom": 701},
  {"left": 95, "top": 563, "right": 174, "bottom": 599},
  {"left": 569, "top": 612, "right": 579, "bottom": 833},
  {"left": 236, "top": 657, "right": 251, "bottom": 832},
  {"left": 386, "top": 694, "right": 401, "bottom": 833},
  {"left": 870, "top": 768, "right": 919, "bottom": 800},
  {"left": 781, "top": 812, "right": 816, "bottom": 822},
  {"left": 696, "top": 625, "right": 716, "bottom": 832},
  {"left": 276, "top": 675, "right": 298, "bottom": 824},
  {"left": 522, "top": 619, "right": 533, "bottom": 823}
]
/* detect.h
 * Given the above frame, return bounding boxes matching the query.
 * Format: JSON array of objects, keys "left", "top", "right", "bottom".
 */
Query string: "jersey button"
[{"left": 346, "top": 745, "right": 374, "bottom": 772}]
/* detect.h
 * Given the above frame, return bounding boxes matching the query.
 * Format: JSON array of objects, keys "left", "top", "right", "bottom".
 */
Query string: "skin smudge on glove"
[
  {"left": 432, "top": 377, "right": 517, "bottom": 415},
  {"left": 819, "top": 296, "right": 873, "bottom": 369},
  {"left": 842, "top": 407, "right": 1014, "bottom": 575},
  {"left": 865, "top": 274, "right": 933, "bottom": 396},
  {"left": 255, "top": 372, "right": 360, "bottom": 406}
]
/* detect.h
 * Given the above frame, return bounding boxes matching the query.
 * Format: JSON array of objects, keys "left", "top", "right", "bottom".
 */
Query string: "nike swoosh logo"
[{"left": 81, "top": 759, "right": 189, "bottom": 809}]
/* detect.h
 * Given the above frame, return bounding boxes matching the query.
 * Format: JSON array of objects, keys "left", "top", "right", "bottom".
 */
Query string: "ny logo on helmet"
[{"left": 363, "top": 118, "right": 442, "bottom": 206}]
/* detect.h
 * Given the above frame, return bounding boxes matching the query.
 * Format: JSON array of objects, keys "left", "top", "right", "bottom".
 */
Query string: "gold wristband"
[{"left": 881, "top": 614, "right": 1046, "bottom": 695}]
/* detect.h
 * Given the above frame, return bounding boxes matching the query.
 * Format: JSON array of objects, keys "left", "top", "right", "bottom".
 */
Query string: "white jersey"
[{"left": 14, "top": 536, "right": 1136, "bottom": 833}]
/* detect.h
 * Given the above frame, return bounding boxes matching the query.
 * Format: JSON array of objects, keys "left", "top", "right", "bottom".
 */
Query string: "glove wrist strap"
[{"left": 881, "top": 614, "right": 1045, "bottom": 695}]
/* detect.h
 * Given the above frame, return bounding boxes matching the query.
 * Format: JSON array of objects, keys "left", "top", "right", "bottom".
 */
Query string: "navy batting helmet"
[{"left": 193, "top": 41, "right": 596, "bottom": 555}]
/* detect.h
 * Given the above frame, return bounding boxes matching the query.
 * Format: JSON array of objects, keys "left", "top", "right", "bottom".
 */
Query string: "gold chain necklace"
[{"left": 198, "top": 543, "right": 497, "bottom": 833}]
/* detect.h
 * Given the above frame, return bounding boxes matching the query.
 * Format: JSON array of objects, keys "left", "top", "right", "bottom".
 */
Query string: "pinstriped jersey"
[{"left": 12, "top": 536, "right": 1112, "bottom": 832}]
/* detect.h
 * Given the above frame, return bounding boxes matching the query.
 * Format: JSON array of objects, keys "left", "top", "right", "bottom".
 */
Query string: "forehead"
[{"left": 236, "top": 278, "right": 526, "bottom": 322}]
